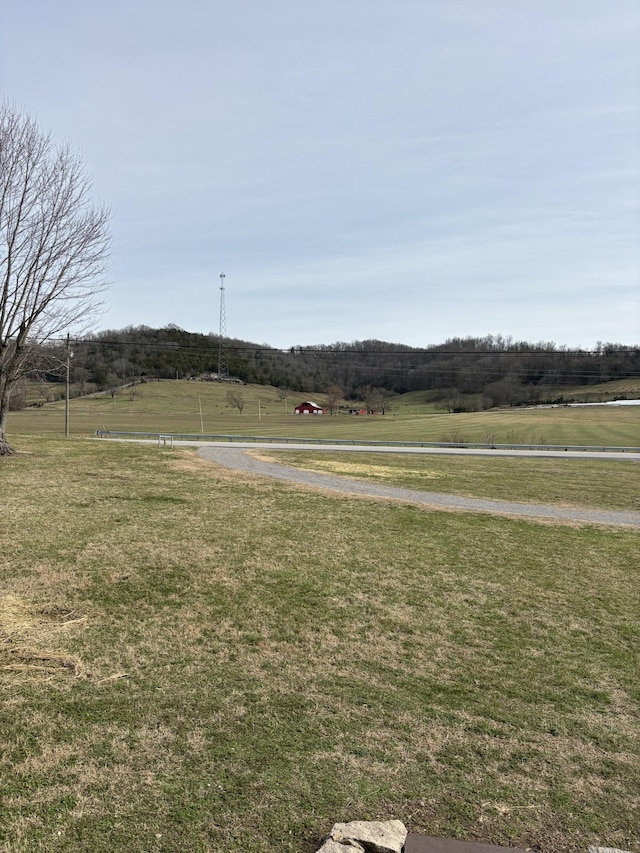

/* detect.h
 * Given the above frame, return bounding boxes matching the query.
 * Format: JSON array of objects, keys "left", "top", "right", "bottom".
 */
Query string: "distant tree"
[
  {"left": 446, "top": 390, "right": 463, "bottom": 413},
  {"left": 72, "top": 366, "right": 91, "bottom": 397},
  {"left": 357, "top": 385, "right": 395, "bottom": 414},
  {"left": 379, "top": 389, "right": 397, "bottom": 415},
  {"left": 0, "top": 103, "right": 110, "bottom": 455},
  {"left": 276, "top": 386, "right": 291, "bottom": 413},
  {"left": 226, "top": 388, "right": 245, "bottom": 414},
  {"left": 7, "top": 375, "right": 27, "bottom": 410},
  {"left": 107, "top": 374, "right": 120, "bottom": 399},
  {"left": 325, "top": 384, "right": 343, "bottom": 415}
]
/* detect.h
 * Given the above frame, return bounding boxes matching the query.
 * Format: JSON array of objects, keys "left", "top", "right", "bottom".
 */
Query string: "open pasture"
[
  {"left": 255, "top": 451, "right": 640, "bottom": 512},
  {"left": 1, "top": 437, "right": 639, "bottom": 852},
  {"left": 394, "top": 378, "right": 640, "bottom": 415},
  {"left": 8, "top": 379, "right": 640, "bottom": 447}
]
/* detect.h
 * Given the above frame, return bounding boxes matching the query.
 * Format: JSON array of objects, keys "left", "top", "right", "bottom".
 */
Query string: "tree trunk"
[{"left": 0, "top": 404, "right": 16, "bottom": 456}]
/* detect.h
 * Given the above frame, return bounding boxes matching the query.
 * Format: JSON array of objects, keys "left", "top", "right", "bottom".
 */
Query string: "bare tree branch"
[{"left": 0, "top": 103, "right": 110, "bottom": 454}]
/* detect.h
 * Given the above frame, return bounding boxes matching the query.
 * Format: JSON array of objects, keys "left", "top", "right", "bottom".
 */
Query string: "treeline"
[
  {"left": 285, "top": 336, "right": 640, "bottom": 407},
  {"left": 35, "top": 326, "right": 640, "bottom": 408}
]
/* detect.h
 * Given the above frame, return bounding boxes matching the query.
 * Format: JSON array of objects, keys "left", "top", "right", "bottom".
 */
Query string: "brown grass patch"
[
  {"left": 167, "top": 449, "right": 213, "bottom": 476},
  {"left": 0, "top": 594, "right": 87, "bottom": 681}
]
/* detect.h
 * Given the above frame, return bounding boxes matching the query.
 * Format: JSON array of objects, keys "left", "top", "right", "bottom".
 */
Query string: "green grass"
[
  {"left": 394, "top": 378, "right": 640, "bottom": 414},
  {"left": 255, "top": 451, "right": 640, "bottom": 512},
  {"left": 1, "top": 437, "right": 639, "bottom": 852},
  {"left": 8, "top": 379, "right": 640, "bottom": 447}
]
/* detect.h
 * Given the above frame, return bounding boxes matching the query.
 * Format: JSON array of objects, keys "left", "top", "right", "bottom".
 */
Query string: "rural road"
[{"left": 196, "top": 442, "right": 640, "bottom": 528}]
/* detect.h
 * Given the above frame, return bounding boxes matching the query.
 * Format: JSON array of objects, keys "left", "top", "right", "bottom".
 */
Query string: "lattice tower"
[{"left": 217, "top": 272, "right": 229, "bottom": 379}]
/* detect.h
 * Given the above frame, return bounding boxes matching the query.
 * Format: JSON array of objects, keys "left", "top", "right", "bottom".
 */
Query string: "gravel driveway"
[{"left": 197, "top": 445, "right": 640, "bottom": 528}]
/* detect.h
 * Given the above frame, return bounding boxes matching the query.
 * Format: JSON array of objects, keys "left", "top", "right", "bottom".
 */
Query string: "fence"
[{"left": 94, "top": 430, "right": 640, "bottom": 454}]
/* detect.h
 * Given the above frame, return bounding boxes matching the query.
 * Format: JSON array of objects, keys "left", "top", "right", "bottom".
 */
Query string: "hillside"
[{"left": 15, "top": 326, "right": 640, "bottom": 412}]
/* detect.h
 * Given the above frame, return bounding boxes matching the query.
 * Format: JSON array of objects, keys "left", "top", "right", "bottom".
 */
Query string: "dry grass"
[
  {"left": 0, "top": 438, "right": 638, "bottom": 852},
  {"left": 7, "top": 377, "right": 640, "bottom": 446},
  {"left": 254, "top": 450, "right": 640, "bottom": 512},
  {"left": 1, "top": 595, "right": 87, "bottom": 680}
]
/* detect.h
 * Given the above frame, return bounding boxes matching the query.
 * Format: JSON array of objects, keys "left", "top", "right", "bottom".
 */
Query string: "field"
[
  {"left": 2, "top": 390, "right": 639, "bottom": 852},
  {"left": 393, "top": 378, "right": 640, "bottom": 415},
  {"left": 8, "top": 378, "right": 640, "bottom": 447},
  {"left": 254, "top": 451, "right": 640, "bottom": 513}
]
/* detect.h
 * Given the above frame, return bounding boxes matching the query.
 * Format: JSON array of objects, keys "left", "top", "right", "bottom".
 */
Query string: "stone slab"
[
  {"left": 588, "top": 848, "right": 634, "bottom": 853},
  {"left": 327, "top": 820, "right": 407, "bottom": 853},
  {"left": 403, "top": 835, "right": 527, "bottom": 853},
  {"left": 317, "top": 841, "right": 364, "bottom": 853}
]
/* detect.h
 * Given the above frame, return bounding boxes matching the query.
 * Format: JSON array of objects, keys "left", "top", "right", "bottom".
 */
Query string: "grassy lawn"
[
  {"left": 1, "top": 437, "right": 639, "bottom": 852},
  {"left": 8, "top": 379, "right": 640, "bottom": 446},
  {"left": 254, "top": 451, "right": 640, "bottom": 512}
]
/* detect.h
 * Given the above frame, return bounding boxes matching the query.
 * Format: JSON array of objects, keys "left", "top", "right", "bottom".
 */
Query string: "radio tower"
[{"left": 217, "top": 273, "right": 229, "bottom": 380}]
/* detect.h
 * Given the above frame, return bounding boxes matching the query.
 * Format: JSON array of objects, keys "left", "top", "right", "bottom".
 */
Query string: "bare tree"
[
  {"left": 0, "top": 103, "right": 110, "bottom": 455},
  {"left": 226, "top": 388, "right": 245, "bottom": 414},
  {"left": 325, "top": 384, "right": 343, "bottom": 416},
  {"left": 364, "top": 386, "right": 396, "bottom": 415}
]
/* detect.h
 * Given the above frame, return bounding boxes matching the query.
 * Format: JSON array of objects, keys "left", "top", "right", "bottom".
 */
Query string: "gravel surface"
[{"left": 197, "top": 446, "right": 640, "bottom": 528}]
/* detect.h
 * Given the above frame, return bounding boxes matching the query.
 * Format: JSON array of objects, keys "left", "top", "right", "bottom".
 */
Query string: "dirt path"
[{"left": 197, "top": 445, "right": 640, "bottom": 528}]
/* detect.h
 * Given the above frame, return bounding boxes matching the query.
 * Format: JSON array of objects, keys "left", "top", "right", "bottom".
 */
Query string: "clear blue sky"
[{"left": 2, "top": 1, "right": 639, "bottom": 349}]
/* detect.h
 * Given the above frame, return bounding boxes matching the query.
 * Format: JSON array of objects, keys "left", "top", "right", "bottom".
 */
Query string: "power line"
[{"left": 45, "top": 336, "right": 640, "bottom": 357}]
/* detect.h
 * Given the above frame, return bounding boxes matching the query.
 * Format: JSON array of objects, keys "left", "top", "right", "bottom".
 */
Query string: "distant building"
[{"left": 294, "top": 400, "right": 325, "bottom": 415}]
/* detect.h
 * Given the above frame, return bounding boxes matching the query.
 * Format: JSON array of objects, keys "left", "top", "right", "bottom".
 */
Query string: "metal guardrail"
[{"left": 94, "top": 430, "right": 640, "bottom": 454}]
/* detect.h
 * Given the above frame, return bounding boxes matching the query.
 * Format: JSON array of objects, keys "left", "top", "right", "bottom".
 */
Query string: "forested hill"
[{"left": 53, "top": 325, "right": 640, "bottom": 408}]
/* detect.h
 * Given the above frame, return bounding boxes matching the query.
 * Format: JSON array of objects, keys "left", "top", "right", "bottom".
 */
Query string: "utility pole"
[{"left": 64, "top": 333, "right": 71, "bottom": 437}]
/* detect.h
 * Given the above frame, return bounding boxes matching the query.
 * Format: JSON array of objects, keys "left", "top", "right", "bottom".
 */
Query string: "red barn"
[{"left": 294, "top": 400, "right": 325, "bottom": 415}]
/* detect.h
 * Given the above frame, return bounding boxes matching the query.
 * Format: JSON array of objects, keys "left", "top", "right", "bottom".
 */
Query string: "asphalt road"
[{"left": 196, "top": 443, "right": 640, "bottom": 528}]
